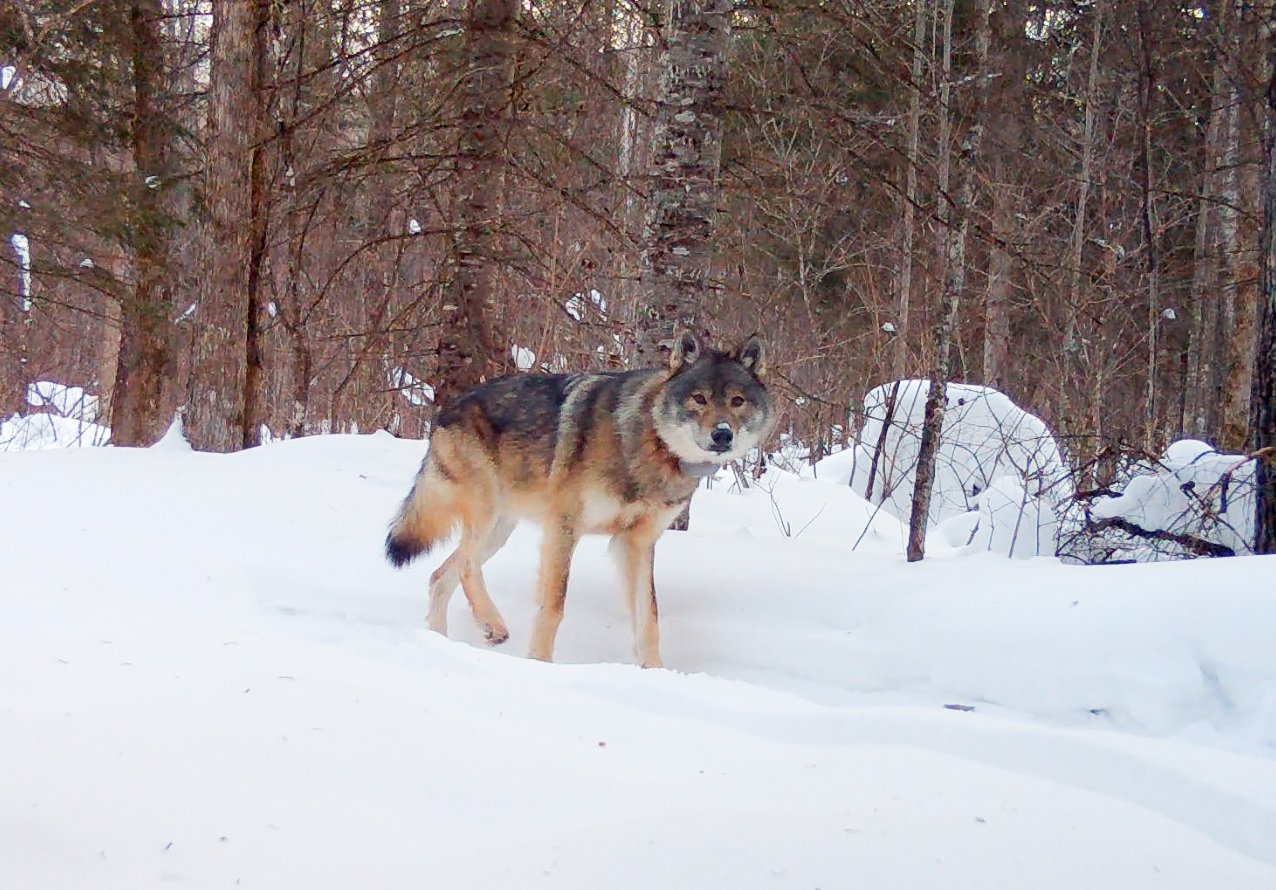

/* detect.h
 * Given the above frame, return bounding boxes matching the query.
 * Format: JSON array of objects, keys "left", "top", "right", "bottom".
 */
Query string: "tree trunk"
[
  {"left": 1220, "top": 0, "right": 1266, "bottom": 452},
  {"left": 982, "top": 0, "right": 1024, "bottom": 396},
  {"left": 1066, "top": 0, "right": 1104, "bottom": 480},
  {"left": 434, "top": 0, "right": 517, "bottom": 411},
  {"left": 984, "top": 155, "right": 1012, "bottom": 394},
  {"left": 1, "top": 234, "right": 31, "bottom": 416},
  {"left": 336, "top": 0, "right": 401, "bottom": 430},
  {"left": 906, "top": 0, "right": 992, "bottom": 562},
  {"left": 1185, "top": 0, "right": 1228, "bottom": 439},
  {"left": 893, "top": 0, "right": 927, "bottom": 380},
  {"left": 931, "top": 0, "right": 955, "bottom": 286},
  {"left": 1136, "top": 0, "right": 1162, "bottom": 449},
  {"left": 1249, "top": 5, "right": 1276, "bottom": 553},
  {"left": 186, "top": 0, "right": 258, "bottom": 451},
  {"left": 241, "top": 3, "right": 274, "bottom": 448},
  {"left": 110, "top": 0, "right": 174, "bottom": 447},
  {"left": 632, "top": 0, "right": 732, "bottom": 366}
]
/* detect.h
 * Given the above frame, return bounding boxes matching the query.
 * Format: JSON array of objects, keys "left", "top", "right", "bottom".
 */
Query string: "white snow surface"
[{"left": 3, "top": 433, "right": 1276, "bottom": 888}]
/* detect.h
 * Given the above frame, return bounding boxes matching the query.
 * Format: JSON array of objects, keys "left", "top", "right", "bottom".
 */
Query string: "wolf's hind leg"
[{"left": 458, "top": 517, "right": 515, "bottom": 644}]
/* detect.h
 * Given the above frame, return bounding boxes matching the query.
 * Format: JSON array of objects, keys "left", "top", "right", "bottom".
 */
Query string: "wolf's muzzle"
[{"left": 710, "top": 424, "right": 734, "bottom": 452}]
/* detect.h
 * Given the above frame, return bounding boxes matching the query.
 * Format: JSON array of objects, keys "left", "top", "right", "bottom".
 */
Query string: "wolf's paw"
[{"left": 483, "top": 624, "right": 510, "bottom": 645}]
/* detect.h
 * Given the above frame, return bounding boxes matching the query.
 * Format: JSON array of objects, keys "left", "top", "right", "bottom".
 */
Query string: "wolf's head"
[{"left": 652, "top": 331, "right": 776, "bottom": 465}]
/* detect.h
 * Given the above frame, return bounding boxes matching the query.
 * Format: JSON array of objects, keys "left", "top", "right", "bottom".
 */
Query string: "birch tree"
[
  {"left": 433, "top": 0, "right": 517, "bottom": 410},
  {"left": 907, "top": 0, "right": 993, "bottom": 562},
  {"left": 632, "top": 0, "right": 733, "bottom": 365}
]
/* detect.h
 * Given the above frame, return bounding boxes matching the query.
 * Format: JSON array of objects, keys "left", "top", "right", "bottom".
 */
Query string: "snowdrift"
[{"left": 3, "top": 433, "right": 1276, "bottom": 888}]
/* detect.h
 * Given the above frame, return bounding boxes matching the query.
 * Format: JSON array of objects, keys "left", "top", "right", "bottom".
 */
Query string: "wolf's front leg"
[
  {"left": 612, "top": 531, "right": 662, "bottom": 668},
  {"left": 527, "top": 520, "right": 578, "bottom": 662}
]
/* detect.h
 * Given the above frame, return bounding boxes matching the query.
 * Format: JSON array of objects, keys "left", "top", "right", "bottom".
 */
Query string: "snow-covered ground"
[{"left": 3, "top": 432, "right": 1276, "bottom": 888}]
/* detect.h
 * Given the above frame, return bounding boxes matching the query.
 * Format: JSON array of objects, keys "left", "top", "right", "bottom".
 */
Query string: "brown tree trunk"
[
  {"left": 434, "top": 0, "right": 517, "bottom": 410},
  {"left": 111, "top": 0, "right": 174, "bottom": 447},
  {"left": 1248, "top": 2, "right": 1276, "bottom": 553},
  {"left": 893, "top": 0, "right": 926, "bottom": 380},
  {"left": 907, "top": 0, "right": 992, "bottom": 562},
  {"left": 1066, "top": 0, "right": 1104, "bottom": 480},
  {"left": 1136, "top": 0, "right": 1162, "bottom": 450},
  {"left": 335, "top": 0, "right": 401, "bottom": 431},
  {"left": 1185, "top": 0, "right": 1228, "bottom": 439},
  {"left": 984, "top": 156, "right": 1013, "bottom": 394},
  {"left": 186, "top": 0, "right": 258, "bottom": 451},
  {"left": 632, "top": 0, "right": 732, "bottom": 366},
  {"left": 1, "top": 228, "right": 32, "bottom": 417},
  {"left": 1220, "top": 0, "right": 1267, "bottom": 452},
  {"left": 241, "top": 3, "right": 274, "bottom": 448},
  {"left": 982, "top": 0, "right": 1024, "bottom": 396}
]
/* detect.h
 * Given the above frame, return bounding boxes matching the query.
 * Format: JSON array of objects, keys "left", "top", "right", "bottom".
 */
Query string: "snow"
[
  {"left": 511, "top": 343, "right": 536, "bottom": 371},
  {"left": 818, "top": 381, "right": 1070, "bottom": 557},
  {"left": 10, "top": 231, "right": 32, "bottom": 311},
  {"left": 387, "top": 366, "right": 434, "bottom": 406},
  {"left": 564, "top": 289, "right": 608, "bottom": 321},
  {"left": 2, "top": 433, "right": 1276, "bottom": 888},
  {"left": 26, "top": 380, "right": 100, "bottom": 422},
  {"left": 2, "top": 381, "right": 110, "bottom": 450}
]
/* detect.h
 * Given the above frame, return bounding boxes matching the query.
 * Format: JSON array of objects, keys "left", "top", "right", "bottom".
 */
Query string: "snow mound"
[{"left": 815, "top": 381, "right": 1070, "bottom": 557}]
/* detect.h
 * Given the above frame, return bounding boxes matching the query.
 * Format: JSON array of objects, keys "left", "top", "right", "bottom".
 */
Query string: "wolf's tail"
[{"left": 385, "top": 455, "right": 460, "bottom": 568}]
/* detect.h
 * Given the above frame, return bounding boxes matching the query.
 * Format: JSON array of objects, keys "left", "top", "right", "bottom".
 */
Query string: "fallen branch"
[{"left": 1085, "top": 516, "right": 1235, "bottom": 558}]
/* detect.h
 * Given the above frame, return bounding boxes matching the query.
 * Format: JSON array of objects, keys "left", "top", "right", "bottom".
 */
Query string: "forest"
[{"left": 2, "top": 0, "right": 1275, "bottom": 552}]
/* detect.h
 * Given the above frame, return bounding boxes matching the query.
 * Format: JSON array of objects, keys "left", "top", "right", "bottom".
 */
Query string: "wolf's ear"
[
  {"left": 734, "top": 334, "right": 766, "bottom": 378},
  {"left": 669, "top": 330, "right": 700, "bottom": 374}
]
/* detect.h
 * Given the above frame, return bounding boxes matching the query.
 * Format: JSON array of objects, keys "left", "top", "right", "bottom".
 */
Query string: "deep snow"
[{"left": 3, "top": 431, "right": 1275, "bottom": 889}]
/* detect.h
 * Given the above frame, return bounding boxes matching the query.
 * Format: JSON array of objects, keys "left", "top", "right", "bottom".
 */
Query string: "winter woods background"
[{"left": 2, "top": 0, "right": 1275, "bottom": 552}]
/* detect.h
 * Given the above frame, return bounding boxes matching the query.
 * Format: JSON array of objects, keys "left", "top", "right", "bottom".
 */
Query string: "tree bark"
[
  {"left": 906, "top": 0, "right": 992, "bottom": 562},
  {"left": 1220, "top": 0, "right": 1265, "bottom": 452},
  {"left": 1249, "top": 6, "right": 1276, "bottom": 553},
  {"left": 632, "top": 0, "right": 732, "bottom": 366},
  {"left": 1136, "top": 0, "right": 1162, "bottom": 449},
  {"left": 1185, "top": 0, "right": 1228, "bottom": 439},
  {"left": 893, "top": 0, "right": 927, "bottom": 380},
  {"left": 186, "top": 0, "right": 258, "bottom": 451},
  {"left": 984, "top": 156, "right": 1012, "bottom": 393},
  {"left": 336, "top": 0, "right": 401, "bottom": 430},
  {"left": 1066, "top": 0, "right": 1104, "bottom": 480},
  {"left": 982, "top": 0, "right": 1025, "bottom": 396},
  {"left": 434, "top": 0, "right": 517, "bottom": 411},
  {"left": 110, "top": 0, "right": 174, "bottom": 446}
]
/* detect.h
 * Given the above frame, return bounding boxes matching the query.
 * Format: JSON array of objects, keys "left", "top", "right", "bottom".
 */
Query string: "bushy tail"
[{"left": 385, "top": 460, "right": 459, "bottom": 568}]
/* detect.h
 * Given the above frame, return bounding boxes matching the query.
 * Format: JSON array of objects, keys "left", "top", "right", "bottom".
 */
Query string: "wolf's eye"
[
  {"left": 691, "top": 393, "right": 708, "bottom": 406},
  {"left": 730, "top": 396, "right": 746, "bottom": 408}
]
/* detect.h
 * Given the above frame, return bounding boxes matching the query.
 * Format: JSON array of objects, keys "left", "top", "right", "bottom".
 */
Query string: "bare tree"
[
  {"left": 185, "top": 0, "right": 263, "bottom": 451},
  {"left": 110, "top": 0, "right": 174, "bottom": 446},
  {"left": 1220, "top": 0, "right": 1268, "bottom": 452},
  {"left": 893, "top": 0, "right": 927, "bottom": 380},
  {"left": 1250, "top": 5, "right": 1276, "bottom": 554},
  {"left": 907, "top": 0, "right": 993, "bottom": 562}
]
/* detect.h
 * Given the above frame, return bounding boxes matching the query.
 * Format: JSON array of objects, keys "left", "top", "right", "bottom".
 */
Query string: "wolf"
[{"left": 384, "top": 331, "right": 775, "bottom": 668}]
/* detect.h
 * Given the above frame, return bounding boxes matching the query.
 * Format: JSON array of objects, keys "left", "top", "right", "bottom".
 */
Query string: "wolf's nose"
[{"left": 710, "top": 426, "right": 734, "bottom": 448}]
